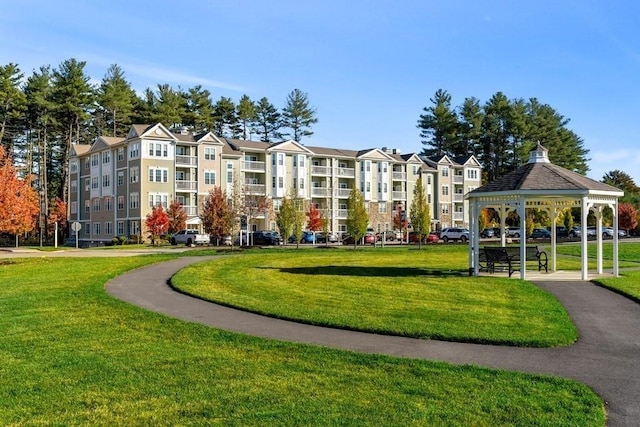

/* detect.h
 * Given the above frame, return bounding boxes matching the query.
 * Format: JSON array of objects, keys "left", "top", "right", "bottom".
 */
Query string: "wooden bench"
[{"left": 483, "top": 246, "right": 547, "bottom": 277}]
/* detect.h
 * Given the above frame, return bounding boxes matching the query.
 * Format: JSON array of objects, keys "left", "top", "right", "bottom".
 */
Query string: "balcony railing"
[
  {"left": 176, "top": 180, "right": 197, "bottom": 190},
  {"left": 452, "top": 212, "right": 464, "bottom": 221},
  {"left": 453, "top": 193, "right": 464, "bottom": 202},
  {"left": 311, "top": 187, "right": 332, "bottom": 197},
  {"left": 311, "top": 165, "right": 331, "bottom": 175},
  {"left": 392, "top": 191, "right": 406, "bottom": 200},
  {"left": 335, "top": 209, "right": 349, "bottom": 219},
  {"left": 335, "top": 167, "right": 355, "bottom": 178},
  {"left": 392, "top": 171, "right": 407, "bottom": 180},
  {"left": 242, "top": 160, "right": 266, "bottom": 172},
  {"left": 453, "top": 175, "right": 463, "bottom": 184},
  {"left": 334, "top": 188, "right": 352, "bottom": 198},
  {"left": 244, "top": 183, "right": 266, "bottom": 195},
  {"left": 176, "top": 155, "right": 197, "bottom": 166},
  {"left": 183, "top": 206, "right": 198, "bottom": 216}
]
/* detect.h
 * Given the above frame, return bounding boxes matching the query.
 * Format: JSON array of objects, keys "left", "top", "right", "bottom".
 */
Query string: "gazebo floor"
[{"left": 478, "top": 270, "right": 618, "bottom": 281}]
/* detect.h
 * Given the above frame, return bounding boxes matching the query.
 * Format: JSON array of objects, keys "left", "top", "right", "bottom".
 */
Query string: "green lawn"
[
  {"left": 173, "top": 247, "right": 577, "bottom": 347},
  {"left": 0, "top": 255, "right": 605, "bottom": 425}
]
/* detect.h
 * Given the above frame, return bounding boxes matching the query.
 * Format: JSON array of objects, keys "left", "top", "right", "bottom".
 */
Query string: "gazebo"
[{"left": 466, "top": 143, "right": 624, "bottom": 280}]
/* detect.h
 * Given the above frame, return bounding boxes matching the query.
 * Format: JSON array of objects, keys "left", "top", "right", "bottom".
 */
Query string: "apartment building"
[{"left": 67, "top": 123, "right": 481, "bottom": 244}]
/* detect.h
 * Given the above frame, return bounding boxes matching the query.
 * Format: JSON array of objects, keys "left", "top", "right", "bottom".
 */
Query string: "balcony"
[
  {"left": 452, "top": 212, "right": 464, "bottom": 221},
  {"left": 183, "top": 206, "right": 198, "bottom": 216},
  {"left": 335, "top": 167, "right": 355, "bottom": 178},
  {"left": 392, "top": 171, "right": 406, "bottom": 181},
  {"left": 392, "top": 191, "right": 406, "bottom": 200},
  {"left": 311, "top": 187, "right": 332, "bottom": 197},
  {"left": 176, "top": 155, "right": 197, "bottom": 166},
  {"left": 311, "top": 165, "right": 331, "bottom": 175},
  {"left": 453, "top": 193, "right": 464, "bottom": 202},
  {"left": 335, "top": 209, "right": 348, "bottom": 219},
  {"left": 334, "top": 188, "right": 352, "bottom": 198},
  {"left": 244, "top": 184, "right": 266, "bottom": 195},
  {"left": 176, "top": 180, "right": 197, "bottom": 191},
  {"left": 453, "top": 175, "right": 463, "bottom": 184},
  {"left": 242, "top": 160, "right": 265, "bottom": 172}
]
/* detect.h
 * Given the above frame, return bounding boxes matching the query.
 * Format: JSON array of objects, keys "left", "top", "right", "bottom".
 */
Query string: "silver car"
[{"left": 440, "top": 227, "right": 470, "bottom": 243}]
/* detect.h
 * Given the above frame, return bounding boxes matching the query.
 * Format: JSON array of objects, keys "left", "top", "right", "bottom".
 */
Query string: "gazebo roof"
[{"left": 468, "top": 143, "right": 623, "bottom": 197}]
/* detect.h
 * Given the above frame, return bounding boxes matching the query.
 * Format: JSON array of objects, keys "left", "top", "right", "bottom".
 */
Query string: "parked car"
[
  {"left": 549, "top": 226, "right": 569, "bottom": 238},
  {"left": 480, "top": 228, "right": 495, "bottom": 238},
  {"left": 342, "top": 232, "right": 377, "bottom": 245},
  {"left": 315, "top": 232, "right": 339, "bottom": 243},
  {"left": 569, "top": 226, "right": 582, "bottom": 238},
  {"left": 507, "top": 227, "right": 523, "bottom": 238},
  {"left": 170, "top": 230, "right": 210, "bottom": 246},
  {"left": 602, "top": 227, "right": 627, "bottom": 238},
  {"left": 529, "top": 228, "right": 551, "bottom": 239},
  {"left": 408, "top": 232, "right": 427, "bottom": 243},
  {"left": 289, "top": 231, "right": 316, "bottom": 244},
  {"left": 440, "top": 227, "right": 469, "bottom": 243},
  {"left": 427, "top": 232, "right": 440, "bottom": 243},
  {"left": 376, "top": 230, "right": 402, "bottom": 241},
  {"left": 252, "top": 231, "right": 281, "bottom": 245}
]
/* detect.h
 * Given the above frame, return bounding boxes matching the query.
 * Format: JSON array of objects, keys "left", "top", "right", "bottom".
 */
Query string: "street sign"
[{"left": 71, "top": 221, "right": 81, "bottom": 232}]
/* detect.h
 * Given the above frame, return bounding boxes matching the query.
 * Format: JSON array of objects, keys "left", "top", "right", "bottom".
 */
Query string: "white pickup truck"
[{"left": 170, "top": 230, "right": 210, "bottom": 246}]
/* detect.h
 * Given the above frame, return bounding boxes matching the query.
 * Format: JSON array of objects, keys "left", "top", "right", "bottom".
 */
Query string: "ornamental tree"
[
  {"left": 145, "top": 204, "right": 169, "bottom": 246},
  {"left": 200, "top": 187, "right": 234, "bottom": 245},
  {"left": 167, "top": 199, "right": 187, "bottom": 234},
  {"left": 618, "top": 202, "right": 638, "bottom": 234},
  {"left": 306, "top": 204, "right": 323, "bottom": 231},
  {"left": 0, "top": 146, "right": 39, "bottom": 241}
]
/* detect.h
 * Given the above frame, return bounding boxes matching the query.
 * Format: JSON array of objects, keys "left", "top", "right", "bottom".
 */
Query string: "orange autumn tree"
[
  {"left": 0, "top": 146, "right": 39, "bottom": 242},
  {"left": 47, "top": 198, "right": 67, "bottom": 241},
  {"left": 167, "top": 199, "right": 187, "bottom": 234},
  {"left": 145, "top": 204, "right": 169, "bottom": 246},
  {"left": 306, "top": 204, "right": 323, "bottom": 231}
]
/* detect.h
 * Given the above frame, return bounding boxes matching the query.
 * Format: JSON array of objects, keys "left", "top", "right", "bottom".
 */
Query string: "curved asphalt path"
[{"left": 106, "top": 256, "right": 640, "bottom": 426}]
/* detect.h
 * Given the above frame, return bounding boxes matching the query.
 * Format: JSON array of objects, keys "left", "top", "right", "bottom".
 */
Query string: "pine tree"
[
  {"left": 183, "top": 85, "right": 214, "bottom": 133},
  {"left": 281, "top": 88, "right": 317, "bottom": 141},
  {"left": 236, "top": 94, "right": 256, "bottom": 140},
  {"left": 417, "top": 89, "right": 459, "bottom": 157},
  {"left": 213, "top": 96, "right": 238, "bottom": 138},
  {"left": 254, "top": 97, "right": 281, "bottom": 142},
  {"left": 0, "top": 63, "right": 27, "bottom": 152},
  {"left": 152, "top": 84, "right": 186, "bottom": 129},
  {"left": 96, "top": 64, "right": 137, "bottom": 137}
]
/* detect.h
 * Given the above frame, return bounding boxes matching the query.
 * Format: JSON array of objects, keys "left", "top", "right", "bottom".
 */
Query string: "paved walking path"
[{"left": 104, "top": 256, "right": 638, "bottom": 426}]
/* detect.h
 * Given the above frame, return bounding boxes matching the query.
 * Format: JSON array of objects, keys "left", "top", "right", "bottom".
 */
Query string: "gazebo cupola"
[{"left": 465, "top": 143, "right": 624, "bottom": 280}]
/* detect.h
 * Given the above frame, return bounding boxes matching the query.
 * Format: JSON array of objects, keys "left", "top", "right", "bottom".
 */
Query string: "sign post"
[{"left": 71, "top": 222, "right": 81, "bottom": 248}]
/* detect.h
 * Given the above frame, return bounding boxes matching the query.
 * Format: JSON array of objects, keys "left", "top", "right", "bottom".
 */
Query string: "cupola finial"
[{"left": 528, "top": 141, "right": 550, "bottom": 164}]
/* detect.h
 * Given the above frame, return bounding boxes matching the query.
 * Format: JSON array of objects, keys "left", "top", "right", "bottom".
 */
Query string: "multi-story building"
[{"left": 67, "top": 123, "right": 481, "bottom": 244}]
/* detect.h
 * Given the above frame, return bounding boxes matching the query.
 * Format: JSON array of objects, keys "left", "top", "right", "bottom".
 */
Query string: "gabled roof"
[
  {"left": 224, "top": 138, "right": 271, "bottom": 152},
  {"left": 268, "top": 139, "right": 315, "bottom": 154},
  {"left": 89, "top": 136, "right": 125, "bottom": 152},
  {"left": 305, "top": 145, "right": 358, "bottom": 158},
  {"left": 355, "top": 148, "right": 396, "bottom": 161},
  {"left": 70, "top": 143, "right": 91, "bottom": 157}
]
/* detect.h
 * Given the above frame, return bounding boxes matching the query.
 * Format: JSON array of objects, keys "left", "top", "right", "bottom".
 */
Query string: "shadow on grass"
[{"left": 262, "top": 265, "right": 467, "bottom": 278}]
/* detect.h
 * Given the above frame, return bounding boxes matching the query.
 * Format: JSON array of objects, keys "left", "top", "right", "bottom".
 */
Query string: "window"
[
  {"left": 148, "top": 167, "right": 168, "bottom": 182},
  {"left": 204, "top": 147, "right": 216, "bottom": 160},
  {"left": 427, "top": 175, "right": 432, "bottom": 185},
  {"left": 383, "top": 162, "right": 387, "bottom": 173},
  {"left": 117, "top": 147, "right": 124, "bottom": 161},
  {"left": 366, "top": 182, "right": 371, "bottom": 192},
  {"left": 428, "top": 194, "right": 432, "bottom": 204},
  {"left": 272, "top": 176, "right": 276, "bottom": 188},
  {"left": 102, "top": 174, "right": 110, "bottom": 187},
  {"left": 293, "top": 178, "right": 297, "bottom": 189},
  {"left": 118, "top": 196, "right": 125, "bottom": 210},
  {"left": 299, "top": 178, "right": 304, "bottom": 189},
  {"left": 278, "top": 154, "right": 284, "bottom": 166},
  {"left": 85, "top": 178, "right": 90, "bottom": 191},
  {"left": 102, "top": 151, "right": 110, "bottom": 164},
  {"left": 442, "top": 167, "right": 449, "bottom": 177},
  {"left": 129, "top": 193, "right": 139, "bottom": 209},
  {"left": 293, "top": 156, "right": 297, "bottom": 167},
  {"left": 84, "top": 158, "right": 90, "bottom": 169},
  {"left": 94, "top": 222, "right": 101, "bottom": 235},
  {"left": 70, "top": 201, "right": 77, "bottom": 214},
  {"left": 442, "top": 186, "right": 449, "bottom": 196},
  {"left": 204, "top": 170, "right": 216, "bottom": 185},
  {"left": 117, "top": 221, "right": 124, "bottom": 236},
  {"left": 379, "top": 202, "right": 387, "bottom": 213},
  {"left": 129, "top": 221, "right": 139, "bottom": 236},
  {"left": 129, "top": 143, "right": 139, "bottom": 158},
  {"left": 91, "top": 154, "right": 99, "bottom": 167},
  {"left": 299, "top": 156, "right": 305, "bottom": 167},
  {"left": 413, "top": 165, "right": 418, "bottom": 175},
  {"left": 71, "top": 180, "right": 77, "bottom": 193},
  {"left": 378, "top": 183, "right": 381, "bottom": 193},
  {"left": 118, "top": 171, "right": 124, "bottom": 186},
  {"left": 105, "top": 222, "right": 113, "bottom": 235},
  {"left": 272, "top": 154, "right": 276, "bottom": 166},
  {"left": 366, "top": 161, "right": 371, "bottom": 172},
  {"left": 441, "top": 203, "right": 449, "bottom": 214},
  {"left": 149, "top": 194, "right": 167, "bottom": 208},
  {"left": 130, "top": 166, "right": 139, "bottom": 183},
  {"left": 91, "top": 177, "right": 98, "bottom": 189},
  {"left": 227, "top": 163, "right": 233, "bottom": 183},
  {"left": 467, "top": 168, "right": 478, "bottom": 180},
  {"left": 273, "top": 199, "right": 282, "bottom": 212},
  {"left": 85, "top": 201, "right": 90, "bottom": 213},
  {"left": 278, "top": 177, "right": 284, "bottom": 189},
  {"left": 93, "top": 199, "right": 101, "bottom": 212},
  {"left": 70, "top": 161, "right": 78, "bottom": 173},
  {"left": 104, "top": 197, "right": 112, "bottom": 211},
  {"left": 383, "top": 183, "right": 388, "bottom": 193}
]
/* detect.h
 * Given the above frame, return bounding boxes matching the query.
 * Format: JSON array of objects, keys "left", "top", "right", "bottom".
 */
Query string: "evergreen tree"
[
  {"left": 23, "top": 66, "right": 55, "bottom": 183},
  {"left": 213, "top": 96, "right": 238, "bottom": 138},
  {"left": 152, "top": 84, "right": 187, "bottom": 129},
  {"left": 458, "top": 96, "right": 483, "bottom": 157},
  {"left": 236, "top": 94, "right": 256, "bottom": 140},
  {"left": 183, "top": 85, "right": 214, "bottom": 133},
  {"left": 417, "top": 89, "right": 459, "bottom": 157},
  {"left": 346, "top": 187, "right": 369, "bottom": 248},
  {"left": 254, "top": 97, "right": 281, "bottom": 142},
  {"left": 0, "top": 63, "right": 27, "bottom": 152},
  {"left": 409, "top": 175, "right": 430, "bottom": 249},
  {"left": 480, "top": 92, "right": 512, "bottom": 181},
  {"left": 281, "top": 88, "right": 317, "bottom": 141},
  {"left": 96, "top": 64, "right": 137, "bottom": 137},
  {"left": 602, "top": 170, "right": 639, "bottom": 194}
]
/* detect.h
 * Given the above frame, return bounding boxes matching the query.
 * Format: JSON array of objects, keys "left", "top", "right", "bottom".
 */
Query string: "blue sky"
[{"left": 2, "top": 1, "right": 639, "bottom": 184}]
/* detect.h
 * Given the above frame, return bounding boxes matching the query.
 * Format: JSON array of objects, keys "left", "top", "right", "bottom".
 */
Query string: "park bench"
[{"left": 482, "top": 246, "right": 547, "bottom": 277}]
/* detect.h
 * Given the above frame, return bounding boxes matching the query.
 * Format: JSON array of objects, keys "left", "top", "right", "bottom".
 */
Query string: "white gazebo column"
[
  {"left": 613, "top": 200, "right": 619, "bottom": 277},
  {"left": 594, "top": 206, "right": 603, "bottom": 275},
  {"left": 498, "top": 204, "right": 510, "bottom": 247},
  {"left": 550, "top": 201, "right": 558, "bottom": 272},
  {"left": 518, "top": 198, "right": 526, "bottom": 280},
  {"left": 581, "top": 198, "right": 589, "bottom": 281},
  {"left": 469, "top": 200, "right": 477, "bottom": 275}
]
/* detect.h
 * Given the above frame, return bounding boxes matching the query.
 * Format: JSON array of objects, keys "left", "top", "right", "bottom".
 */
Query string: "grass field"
[
  {"left": 0, "top": 254, "right": 605, "bottom": 425},
  {"left": 173, "top": 247, "right": 577, "bottom": 347}
]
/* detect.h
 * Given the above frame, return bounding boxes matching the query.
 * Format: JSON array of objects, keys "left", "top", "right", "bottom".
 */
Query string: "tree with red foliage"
[
  {"left": 618, "top": 202, "right": 638, "bottom": 234},
  {"left": 167, "top": 199, "right": 187, "bottom": 234},
  {"left": 145, "top": 204, "right": 169, "bottom": 246},
  {"left": 306, "top": 204, "right": 322, "bottom": 231},
  {"left": 0, "top": 146, "right": 39, "bottom": 242},
  {"left": 47, "top": 198, "right": 67, "bottom": 242},
  {"left": 200, "top": 187, "right": 235, "bottom": 245}
]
